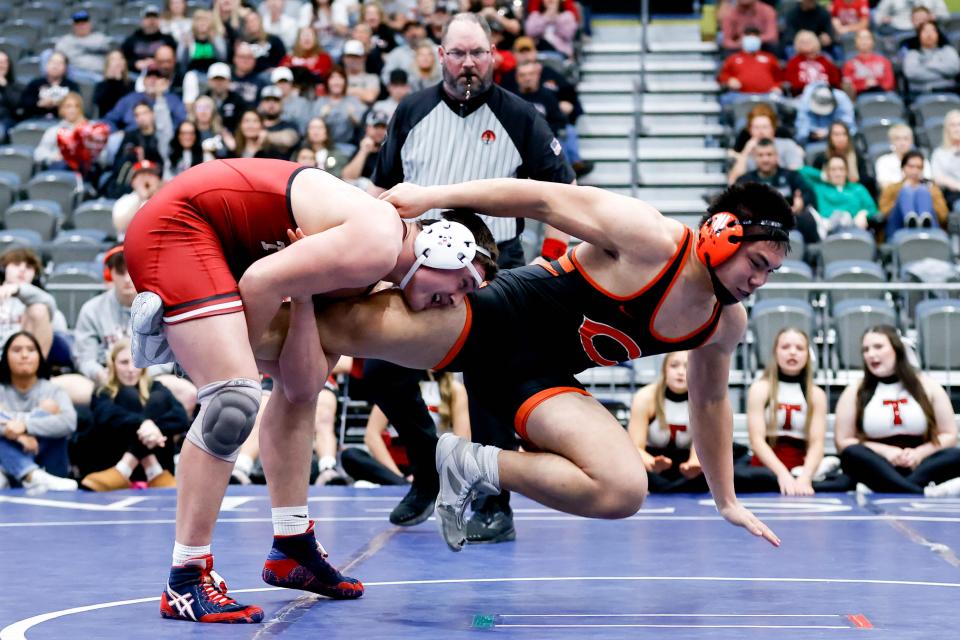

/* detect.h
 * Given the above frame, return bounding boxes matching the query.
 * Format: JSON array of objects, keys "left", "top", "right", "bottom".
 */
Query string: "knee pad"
[{"left": 186, "top": 378, "right": 261, "bottom": 462}]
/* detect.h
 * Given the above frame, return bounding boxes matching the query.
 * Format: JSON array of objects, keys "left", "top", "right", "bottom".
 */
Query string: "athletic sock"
[
  {"left": 272, "top": 506, "right": 311, "bottom": 536},
  {"left": 318, "top": 456, "right": 337, "bottom": 472},
  {"left": 115, "top": 459, "right": 134, "bottom": 478},
  {"left": 234, "top": 453, "right": 254, "bottom": 476},
  {"left": 144, "top": 461, "right": 164, "bottom": 481},
  {"left": 478, "top": 444, "right": 502, "bottom": 492},
  {"left": 172, "top": 542, "right": 211, "bottom": 566}
]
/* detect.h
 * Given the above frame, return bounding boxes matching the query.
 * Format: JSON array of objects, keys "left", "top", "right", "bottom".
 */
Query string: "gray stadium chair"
[
  {"left": 0, "top": 145, "right": 35, "bottom": 183},
  {"left": 911, "top": 93, "right": 960, "bottom": 126},
  {"left": 756, "top": 258, "right": 812, "bottom": 302},
  {"left": 915, "top": 299, "right": 960, "bottom": 369},
  {"left": 819, "top": 228, "right": 876, "bottom": 269},
  {"left": 112, "top": 17, "right": 141, "bottom": 39},
  {"left": 920, "top": 117, "right": 945, "bottom": 151},
  {"left": 723, "top": 95, "right": 779, "bottom": 128},
  {"left": 0, "top": 170, "right": 20, "bottom": 211},
  {"left": 0, "top": 228, "right": 43, "bottom": 254},
  {"left": 788, "top": 229, "right": 806, "bottom": 263},
  {"left": 0, "top": 36, "right": 26, "bottom": 62},
  {"left": 4, "top": 199, "right": 63, "bottom": 241},
  {"left": 9, "top": 120, "right": 53, "bottom": 149},
  {"left": 26, "top": 170, "right": 81, "bottom": 218},
  {"left": 803, "top": 141, "right": 827, "bottom": 167},
  {"left": 750, "top": 298, "right": 815, "bottom": 368},
  {"left": 856, "top": 92, "right": 906, "bottom": 123},
  {"left": 45, "top": 260, "right": 105, "bottom": 327},
  {"left": 0, "top": 20, "right": 42, "bottom": 46},
  {"left": 71, "top": 198, "right": 116, "bottom": 236},
  {"left": 45, "top": 229, "right": 110, "bottom": 265},
  {"left": 858, "top": 118, "right": 907, "bottom": 150},
  {"left": 832, "top": 298, "right": 897, "bottom": 369},
  {"left": 824, "top": 259, "right": 887, "bottom": 306},
  {"left": 13, "top": 55, "right": 40, "bottom": 83},
  {"left": 19, "top": 3, "right": 58, "bottom": 26},
  {"left": 890, "top": 227, "right": 952, "bottom": 271}
]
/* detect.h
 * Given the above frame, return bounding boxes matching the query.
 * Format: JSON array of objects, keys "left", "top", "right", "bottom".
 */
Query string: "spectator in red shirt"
[
  {"left": 720, "top": 0, "right": 779, "bottom": 55},
  {"left": 831, "top": 0, "right": 869, "bottom": 39},
  {"left": 718, "top": 26, "right": 783, "bottom": 106},
  {"left": 279, "top": 26, "right": 333, "bottom": 87},
  {"left": 785, "top": 30, "right": 841, "bottom": 96},
  {"left": 842, "top": 30, "right": 895, "bottom": 96}
]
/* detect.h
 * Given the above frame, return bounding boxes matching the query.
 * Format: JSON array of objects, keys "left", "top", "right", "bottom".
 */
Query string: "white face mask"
[{"left": 742, "top": 35, "right": 761, "bottom": 53}]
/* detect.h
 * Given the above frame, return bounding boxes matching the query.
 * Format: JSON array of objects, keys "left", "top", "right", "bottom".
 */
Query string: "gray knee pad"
[{"left": 186, "top": 378, "right": 261, "bottom": 462}]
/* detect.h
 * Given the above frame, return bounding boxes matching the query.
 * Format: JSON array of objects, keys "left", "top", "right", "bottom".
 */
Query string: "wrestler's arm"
[
  {"left": 687, "top": 305, "right": 781, "bottom": 547},
  {"left": 253, "top": 290, "right": 465, "bottom": 371},
  {"left": 381, "top": 179, "right": 669, "bottom": 256}
]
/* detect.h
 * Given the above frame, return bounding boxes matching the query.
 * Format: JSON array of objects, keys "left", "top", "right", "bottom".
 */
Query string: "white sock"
[
  {"left": 318, "top": 456, "right": 337, "bottom": 472},
  {"left": 478, "top": 445, "right": 502, "bottom": 492},
  {"left": 143, "top": 462, "right": 163, "bottom": 481},
  {"left": 172, "top": 542, "right": 211, "bottom": 566},
  {"left": 272, "top": 505, "right": 310, "bottom": 536},
  {"left": 115, "top": 459, "right": 134, "bottom": 478},
  {"left": 234, "top": 453, "right": 254, "bottom": 476}
]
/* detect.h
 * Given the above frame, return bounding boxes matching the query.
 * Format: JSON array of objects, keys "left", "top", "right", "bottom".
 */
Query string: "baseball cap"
[
  {"left": 132, "top": 160, "right": 161, "bottom": 178},
  {"left": 342, "top": 40, "right": 366, "bottom": 57},
  {"left": 388, "top": 68, "right": 409, "bottom": 85},
  {"left": 366, "top": 110, "right": 389, "bottom": 127},
  {"left": 809, "top": 84, "right": 837, "bottom": 117},
  {"left": 271, "top": 66, "right": 294, "bottom": 83},
  {"left": 207, "top": 62, "right": 231, "bottom": 80},
  {"left": 513, "top": 36, "right": 536, "bottom": 52},
  {"left": 144, "top": 64, "right": 166, "bottom": 78},
  {"left": 261, "top": 85, "right": 283, "bottom": 100},
  {"left": 142, "top": 4, "right": 161, "bottom": 17},
  {"left": 71, "top": 10, "right": 90, "bottom": 22}
]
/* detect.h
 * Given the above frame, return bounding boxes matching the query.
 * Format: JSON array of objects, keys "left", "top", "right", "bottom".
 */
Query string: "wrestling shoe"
[
  {"left": 466, "top": 497, "right": 516, "bottom": 544},
  {"left": 130, "top": 291, "right": 173, "bottom": 367},
  {"left": 262, "top": 521, "right": 364, "bottom": 599},
  {"left": 160, "top": 555, "right": 264, "bottom": 623},
  {"left": 435, "top": 433, "right": 501, "bottom": 552},
  {"left": 389, "top": 482, "right": 437, "bottom": 526}
]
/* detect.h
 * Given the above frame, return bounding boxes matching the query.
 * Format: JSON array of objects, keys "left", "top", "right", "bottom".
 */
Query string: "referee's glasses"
[{"left": 445, "top": 48, "right": 492, "bottom": 63}]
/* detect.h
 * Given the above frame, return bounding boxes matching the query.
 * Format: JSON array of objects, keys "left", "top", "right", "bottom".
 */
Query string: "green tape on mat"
[{"left": 471, "top": 614, "right": 495, "bottom": 629}]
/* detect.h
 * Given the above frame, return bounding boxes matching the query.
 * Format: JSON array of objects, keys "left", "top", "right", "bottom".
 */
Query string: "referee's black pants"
[{"left": 362, "top": 237, "right": 524, "bottom": 509}]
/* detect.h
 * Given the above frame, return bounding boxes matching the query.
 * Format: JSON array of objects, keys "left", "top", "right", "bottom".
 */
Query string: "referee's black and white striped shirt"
[{"left": 372, "top": 83, "right": 574, "bottom": 244}]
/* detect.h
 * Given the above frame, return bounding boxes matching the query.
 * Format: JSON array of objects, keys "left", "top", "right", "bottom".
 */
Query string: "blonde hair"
[
  {"left": 762, "top": 328, "right": 815, "bottom": 444},
  {"left": 102, "top": 339, "right": 152, "bottom": 403},
  {"left": 428, "top": 371, "right": 457, "bottom": 433},
  {"left": 941, "top": 109, "right": 960, "bottom": 148},
  {"left": 192, "top": 9, "right": 223, "bottom": 38},
  {"left": 887, "top": 122, "right": 912, "bottom": 144},
  {"left": 653, "top": 351, "right": 687, "bottom": 431},
  {"left": 58, "top": 92, "right": 85, "bottom": 121}
]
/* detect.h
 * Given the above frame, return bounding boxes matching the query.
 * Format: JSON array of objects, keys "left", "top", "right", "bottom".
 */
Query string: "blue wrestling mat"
[{"left": 2, "top": 487, "right": 959, "bottom": 639}]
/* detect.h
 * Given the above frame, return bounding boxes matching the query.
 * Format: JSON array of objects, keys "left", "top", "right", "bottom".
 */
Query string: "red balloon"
[{"left": 56, "top": 121, "right": 110, "bottom": 173}]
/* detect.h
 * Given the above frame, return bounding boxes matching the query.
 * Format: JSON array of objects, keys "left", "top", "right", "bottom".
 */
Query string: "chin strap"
[
  {"left": 705, "top": 255, "right": 741, "bottom": 306},
  {"left": 398, "top": 247, "right": 489, "bottom": 290}
]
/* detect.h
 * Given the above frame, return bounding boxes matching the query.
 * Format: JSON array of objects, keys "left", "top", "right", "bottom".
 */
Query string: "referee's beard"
[{"left": 442, "top": 65, "right": 493, "bottom": 102}]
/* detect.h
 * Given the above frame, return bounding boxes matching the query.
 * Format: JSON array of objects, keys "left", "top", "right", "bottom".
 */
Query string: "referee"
[{"left": 365, "top": 12, "right": 575, "bottom": 544}]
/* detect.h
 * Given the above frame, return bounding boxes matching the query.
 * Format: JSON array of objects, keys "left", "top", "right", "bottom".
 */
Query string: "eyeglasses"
[{"left": 444, "top": 48, "right": 491, "bottom": 63}]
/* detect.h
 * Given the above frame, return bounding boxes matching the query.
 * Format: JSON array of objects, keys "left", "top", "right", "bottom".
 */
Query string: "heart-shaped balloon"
[{"left": 56, "top": 121, "right": 110, "bottom": 173}]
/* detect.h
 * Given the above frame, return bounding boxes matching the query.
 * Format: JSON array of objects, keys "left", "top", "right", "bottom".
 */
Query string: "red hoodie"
[{"left": 785, "top": 54, "right": 841, "bottom": 96}]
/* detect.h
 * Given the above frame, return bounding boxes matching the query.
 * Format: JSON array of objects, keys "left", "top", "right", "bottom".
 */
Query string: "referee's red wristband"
[{"left": 540, "top": 238, "right": 568, "bottom": 261}]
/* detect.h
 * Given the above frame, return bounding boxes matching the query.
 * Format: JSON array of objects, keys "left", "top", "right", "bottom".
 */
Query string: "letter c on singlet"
[{"left": 579, "top": 317, "right": 641, "bottom": 367}]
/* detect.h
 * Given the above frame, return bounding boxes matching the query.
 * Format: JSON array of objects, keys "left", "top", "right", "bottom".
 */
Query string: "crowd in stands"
[{"left": 719, "top": 0, "right": 960, "bottom": 243}]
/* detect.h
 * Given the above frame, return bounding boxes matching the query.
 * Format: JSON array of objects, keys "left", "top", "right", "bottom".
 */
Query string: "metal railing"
[{"left": 628, "top": 0, "right": 649, "bottom": 199}]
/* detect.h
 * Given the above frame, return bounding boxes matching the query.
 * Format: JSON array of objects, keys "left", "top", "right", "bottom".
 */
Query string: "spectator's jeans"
[
  {"left": 0, "top": 435, "right": 70, "bottom": 481},
  {"left": 888, "top": 183, "right": 936, "bottom": 238},
  {"left": 561, "top": 124, "right": 581, "bottom": 163}
]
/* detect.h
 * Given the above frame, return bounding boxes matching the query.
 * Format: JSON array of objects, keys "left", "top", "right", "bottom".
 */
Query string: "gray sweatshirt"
[
  {"left": 0, "top": 379, "right": 77, "bottom": 438},
  {"left": 0, "top": 284, "right": 57, "bottom": 350},
  {"left": 903, "top": 47, "right": 960, "bottom": 93}
]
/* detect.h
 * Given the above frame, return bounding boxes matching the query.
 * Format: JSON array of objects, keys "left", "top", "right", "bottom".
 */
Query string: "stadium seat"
[
  {"left": 756, "top": 259, "right": 812, "bottom": 301},
  {"left": 0, "top": 170, "right": 19, "bottom": 211},
  {"left": 911, "top": 93, "right": 960, "bottom": 126},
  {"left": 832, "top": 298, "right": 897, "bottom": 369},
  {"left": 112, "top": 17, "right": 141, "bottom": 39},
  {"left": 856, "top": 92, "right": 906, "bottom": 123},
  {"left": 0, "top": 145, "right": 36, "bottom": 183},
  {"left": 890, "top": 227, "right": 952, "bottom": 271},
  {"left": 0, "top": 19, "right": 42, "bottom": 46},
  {"left": 915, "top": 298, "right": 960, "bottom": 369},
  {"left": 788, "top": 229, "right": 806, "bottom": 262},
  {"left": 750, "top": 298, "right": 815, "bottom": 368},
  {"left": 0, "top": 229, "right": 43, "bottom": 254},
  {"left": 803, "top": 140, "right": 827, "bottom": 167},
  {"left": 71, "top": 198, "right": 116, "bottom": 236},
  {"left": 858, "top": 117, "right": 907, "bottom": 150},
  {"left": 9, "top": 120, "right": 53, "bottom": 149},
  {"left": 4, "top": 199, "right": 63, "bottom": 241},
  {"left": 45, "top": 261, "right": 105, "bottom": 327},
  {"left": 45, "top": 229, "right": 110, "bottom": 265},
  {"left": 26, "top": 170, "right": 81, "bottom": 218},
  {"left": 13, "top": 55, "right": 39, "bottom": 83},
  {"left": 824, "top": 259, "right": 887, "bottom": 306},
  {"left": 18, "top": 3, "right": 58, "bottom": 25},
  {"left": 919, "top": 116, "right": 944, "bottom": 151},
  {"left": 723, "top": 95, "right": 779, "bottom": 128},
  {"left": 819, "top": 228, "right": 876, "bottom": 270},
  {"left": 0, "top": 36, "right": 26, "bottom": 62}
]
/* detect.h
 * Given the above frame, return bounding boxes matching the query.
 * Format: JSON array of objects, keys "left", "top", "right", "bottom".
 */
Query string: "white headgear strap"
[{"left": 399, "top": 220, "right": 490, "bottom": 290}]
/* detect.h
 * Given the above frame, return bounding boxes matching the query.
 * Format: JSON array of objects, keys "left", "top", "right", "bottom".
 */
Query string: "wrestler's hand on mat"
[
  {"left": 718, "top": 501, "right": 781, "bottom": 547},
  {"left": 380, "top": 183, "right": 433, "bottom": 218}
]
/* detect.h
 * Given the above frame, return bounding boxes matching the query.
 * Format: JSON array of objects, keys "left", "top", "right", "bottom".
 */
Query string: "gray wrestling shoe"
[
  {"left": 130, "top": 291, "right": 173, "bottom": 368},
  {"left": 435, "top": 433, "right": 500, "bottom": 552}
]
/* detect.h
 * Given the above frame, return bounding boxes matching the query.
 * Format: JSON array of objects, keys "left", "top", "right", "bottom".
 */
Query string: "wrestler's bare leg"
[
  {"left": 259, "top": 390, "right": 315, "bottom": 507},
  {"left": 165, "top": 313, "right": 260, "bottom": 546},
  {"left": 499, "top": 392, "right": 648, "bottom": 518}
]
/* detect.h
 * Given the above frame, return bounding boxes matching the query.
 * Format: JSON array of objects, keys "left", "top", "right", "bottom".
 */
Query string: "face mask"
[{"left": 742, "top": 35, "right": 761, "bottom": 53}]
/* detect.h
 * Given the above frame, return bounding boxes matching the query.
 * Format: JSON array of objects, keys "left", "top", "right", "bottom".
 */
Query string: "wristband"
[{"left": 540, "top": 238, "right": 568, "bottom": 261}]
